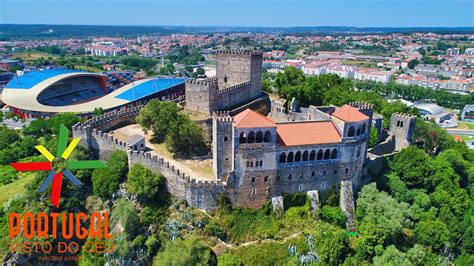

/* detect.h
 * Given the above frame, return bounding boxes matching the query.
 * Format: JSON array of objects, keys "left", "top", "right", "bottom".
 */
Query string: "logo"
[{"left": 10, "top": 124, "right": 106, "bottom": 207}]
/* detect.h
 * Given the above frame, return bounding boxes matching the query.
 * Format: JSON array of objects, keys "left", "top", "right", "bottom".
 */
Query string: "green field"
[{"left": 0, "top": 172, "right": 35, "bottom": 205}]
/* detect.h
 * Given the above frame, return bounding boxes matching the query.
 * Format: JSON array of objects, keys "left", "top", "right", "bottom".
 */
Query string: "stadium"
[{"left": 0, "top": 69, "right": 185, "bottom": 118}]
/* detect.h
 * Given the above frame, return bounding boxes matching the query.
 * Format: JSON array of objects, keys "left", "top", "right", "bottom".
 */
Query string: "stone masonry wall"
[{"left": 72, "top": 107, "right": 222, "bottom": 210}]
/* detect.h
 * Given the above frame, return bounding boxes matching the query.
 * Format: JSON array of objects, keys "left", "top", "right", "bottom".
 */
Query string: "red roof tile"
[
  {"left": 277, "top": 121, "right": 341, "bottom": 146},
  {"left": 233, "top": 109, "right": 276, "bottom": 128},
  {"left": 332, "top": 105, "right": 369, "bottom": 122}
]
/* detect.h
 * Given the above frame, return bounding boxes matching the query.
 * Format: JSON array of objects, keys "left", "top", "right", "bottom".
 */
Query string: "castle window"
[
  {"left": 277, "top": 176, "right": 280, "bottom": 181},
  {"left": 224, "top": 76, "right": 228, "bottom": 83},
  {"left": 357, "top": 127, "right": 361, "bottom": 136},
  {"left": 251, "top": 188, "right": 256, "bottom": 195},
  {"left": 279, "top": 153, "right": 287, "bottom": 163},
  {"left": 362, "top": 123, "right": 366, "bottom": 134},
  {"left": 302, "top": 151, "right": 309, "bottom": 161},
  {"left": 260, "top": 160, "right": 263, "bottom": 167},
  {"left": 288, "top": 174, "right": 292, "bottom": 180},
  {"left": 334, "top": 169, "right": 338, "bottom": 174},
  {"left": 311, "top": 171, "right": 315, "bottom": 177},
  {"left": 247, "top": 131, "right": 255, "bottom": 143},
  {"left": 250, "top": 161, "right": 254, "bottom": 167},
  {"left": 264, "top": 176, "right": 268, "bottom": 182},
  {"left": 246, "top": 161, "right": 250, "bottom": 167},
  {"left": 331, "top": 149, "right": 338, "bottom": 159},
  {"left": 239, "top": 132, "right": 246, "bottom": 143},
  {"left": 226, "top": 158, "right": 229, "bottom": 161},
  {"left": 287, "top": 152, "right": 294, "bottom": 163},
  {"left": 256, "top": 131, "right": 263, "bottom": 143},
  {"left": 310, "top": 150, "right": 316, "bottom": 161},
  {"left": 324, "top": 149, "right": 330, "bottom": 160},
  {"left": 400, "top": 121, "right": 404, "bottom": 127},
  {"left": 317, "top": 150, "right": 323, "bottom": 160},
  {"left": 345, "top": 168, "right": 349, "bottom": 174},
  {"left": 357, "top": 147, "right": 361, "bottom": 158},
  {"left": 348, "top": 126, "right": 355, "bottom": 137},
  {"left": 323, "top": 170, "right": 326, "bottom": 176},
  {"left": 295, "top": 151, "right": 301, "bottom": 162},
  {"left": 264, "top": 131, "right": 271, "bottom": 142},
  {"left": 251, "top": 177, "right": 256, "bottom": 183},
  {"left": 397, "top": 120, "right": 400, "bottom": 127},
  {"left": 224, "top": 136, "right": 228, "bottom": 142},
  {"left": 298, "top": 184, "right": 303, "bottom": 191}
]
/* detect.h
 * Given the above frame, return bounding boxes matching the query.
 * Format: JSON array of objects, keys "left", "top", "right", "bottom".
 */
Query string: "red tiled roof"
[
  {"left": 276, "top": 121, "right": 341, "bottom": 146},
  {"left": 233, "top": 109, "right": 276, "bottom": 128},
  {"left": 332, "top": 105, "right": 369, "bottom": 122}
]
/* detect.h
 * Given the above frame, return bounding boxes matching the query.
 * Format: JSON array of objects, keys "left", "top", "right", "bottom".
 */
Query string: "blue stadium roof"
[
  {"left": 5, "top": 69, "right": 84, "bottom": 89},
  {"left": 115, "top": 78, "right": 185, "bottom": 101}
]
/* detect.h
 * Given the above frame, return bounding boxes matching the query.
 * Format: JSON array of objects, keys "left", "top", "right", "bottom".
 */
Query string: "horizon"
[{"left": 1, "top": 0, "right": 473, "bottom": 28}]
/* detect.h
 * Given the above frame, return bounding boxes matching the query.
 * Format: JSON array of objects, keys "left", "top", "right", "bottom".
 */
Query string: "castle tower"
[
  {"left": 185, "top": 77, "right": 218, "bottom": 114},
  {"left": 216, "top": 49, "right": 263, "bottom": 99},
  {"left": 212, "top": 111, "right": 234, "bottom": 181},
  {"left": 390, "top": 113, "right": 417, "bottom": 151}
]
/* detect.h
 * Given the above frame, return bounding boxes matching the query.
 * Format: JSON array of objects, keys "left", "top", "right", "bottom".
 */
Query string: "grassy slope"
[{"left": 0, "top": 172, "right": 35, "bottom": 205}]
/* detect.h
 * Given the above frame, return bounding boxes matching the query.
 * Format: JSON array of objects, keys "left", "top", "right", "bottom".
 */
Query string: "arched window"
[
  {"left": 247, "top": 131, "right": 255, "bottom": 143},
  {"left": 400, "top": 121, "right": 404, "bottom": 127},
  {"left": 239, "top": 132, "right": 246, "bottom": 144},
  {"left": 250, "top": 161, "right": 254, "bottom": 167},
  {"left": 288, "top": 174, "right": 292, "bottom": 180},
  {"left": 251, "top": 177, "right": 255, "bottom": 183},
  {"left": 224, "top": 136, "right": 228, "bottom": 142},
  {"left": 310, "top": 150, "right": 316, "bottom": 160},
  {"left": 260, "top": 160, "right": 263, "bottom": 167},
  {"left": 295, "top": 151, "right": 301, "bottom": 162},
  {"left": 256, "top": 131, "right": 263, "bottom": 143},
  {"left": 264, "top": 131, "right": 271, "bottom": 142},
  {"left": 357, "top": 127, "right": 361, "bottom": 136},
  {"left": 287, "top": 152, "right": 294, "bottom": 163},
  {"left": 279, "top": 153, "right": 287, "bottom": 163},
  {"left": 302, "top": 151, "right": 309, "bottom": 161},
  {"left": 362, "top": 123, "right": 366, "bottom": 134},
  {"left": 246, "top": 161, "right": 250, "bottom": 167},
  {"left": 324, "top": 149, "right": 330, "bottom": 160},
  {"left": 224, "top": 76, "right": 228, "bottom": 83},
  {"left": 331, "top": 149, "right": 337, "bottom": 159},
  {"left": 348, "top": 126, "right": 355, "bottom": 137},
  {"left": 345, "top": 168, "right": 349, "bottom": 174},
  {"left": 317, "top": 150, "right": 323, "bottom": 160},
  {"left": 397, "top": 120, "right": 400, "bottom": 127}
]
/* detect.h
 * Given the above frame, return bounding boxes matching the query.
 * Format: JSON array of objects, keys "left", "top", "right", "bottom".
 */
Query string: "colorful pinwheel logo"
[{"left": 10, "top": 124, "right": 106, "bottom": 208}]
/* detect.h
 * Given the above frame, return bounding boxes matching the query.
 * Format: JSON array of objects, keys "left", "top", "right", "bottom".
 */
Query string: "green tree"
[
  {"left": 390, "top": 146, "right": 431, "bottom": 188},
  {"left": 165, "top": 116, "right": 208, "bottom": 158},
  {"left": 369, "top": 127, "right": 379, "bottom": 148},
  {"left": 111, "top": 198, "right": 141, "bottom": 257},
  {"left": 91, "top": 150, "right": 128, "bottom": 199},
  {"left": 407, "top": 59, "right": 419, "bottom": 69},
  {"left": 127, "top": 163, "right": 165, "bottom": 200},
  {"left": 413, "top": 219, "right": 449, "bottom": 251}
]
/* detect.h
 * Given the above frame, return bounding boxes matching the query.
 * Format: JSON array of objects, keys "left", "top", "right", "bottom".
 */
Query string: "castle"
[
  {"left": 185, "top": 49, "right": 264, "bottom": 114},
  {"left": 72, "top": 49, "right": 417, "bottom": 212}
]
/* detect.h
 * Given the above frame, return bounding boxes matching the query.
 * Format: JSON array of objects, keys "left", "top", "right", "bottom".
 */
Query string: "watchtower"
[
  {"left": 215, "top": 49, "right": 263, "bottom": 99},
  {"left": 213, "top": 111, "right": 234, "bottom": 181},
  {"left": 390, "top": 113, "right": 417, "bottom": 151}
]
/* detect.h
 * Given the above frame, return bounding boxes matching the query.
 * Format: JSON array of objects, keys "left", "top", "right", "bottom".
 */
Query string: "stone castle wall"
[{"left": 72, "top": 107, "right": 222, "bottom": 210}]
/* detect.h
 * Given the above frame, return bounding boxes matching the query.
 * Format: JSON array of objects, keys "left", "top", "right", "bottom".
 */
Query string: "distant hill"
[{"left": 0, "top": 24, "right": 473, "bottom": 39}]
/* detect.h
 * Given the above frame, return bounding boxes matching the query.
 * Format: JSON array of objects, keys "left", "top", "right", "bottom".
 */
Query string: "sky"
[{"left": 1, "top": 0, "right": 473, "bottom": 27}]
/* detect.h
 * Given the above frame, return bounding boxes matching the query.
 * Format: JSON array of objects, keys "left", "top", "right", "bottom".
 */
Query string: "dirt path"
[{"left": 112, "top": 124, "right": 215, "bottom": 181}]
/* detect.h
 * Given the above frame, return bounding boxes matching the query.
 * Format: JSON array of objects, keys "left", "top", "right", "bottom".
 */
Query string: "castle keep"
[
  {"left": 72, "top": 49, "right": 417, "bottom": 211},
  {"left": 185, "top": 49, "right": 263, "bottom": 114}
]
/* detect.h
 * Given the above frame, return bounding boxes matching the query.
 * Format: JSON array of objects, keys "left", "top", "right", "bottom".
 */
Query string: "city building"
[{"left": 461, "top": 104, "right": 474, "bottom": 122}]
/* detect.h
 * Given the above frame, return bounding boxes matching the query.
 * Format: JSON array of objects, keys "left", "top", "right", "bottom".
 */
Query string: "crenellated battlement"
[
  {"left": 73, "top": 105, "right": 142, "bottom": 132},
  {"left": 214, "top": 111, "right": 234, "bottom": 122},
  {"left": 215, "top": 49, "right": 263, "bottom": 56},
  {"left": 217, "top": 80, "right": 251, "bottom": 94},
  {"left": 186, "top": 77, "right": 218, "bottom": 86},
  {"left": 349, "top": 101, "right": 374, "bottom": 111},
  {"left": 391, "top": 112, "right": 417, "bottom": 120}
]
